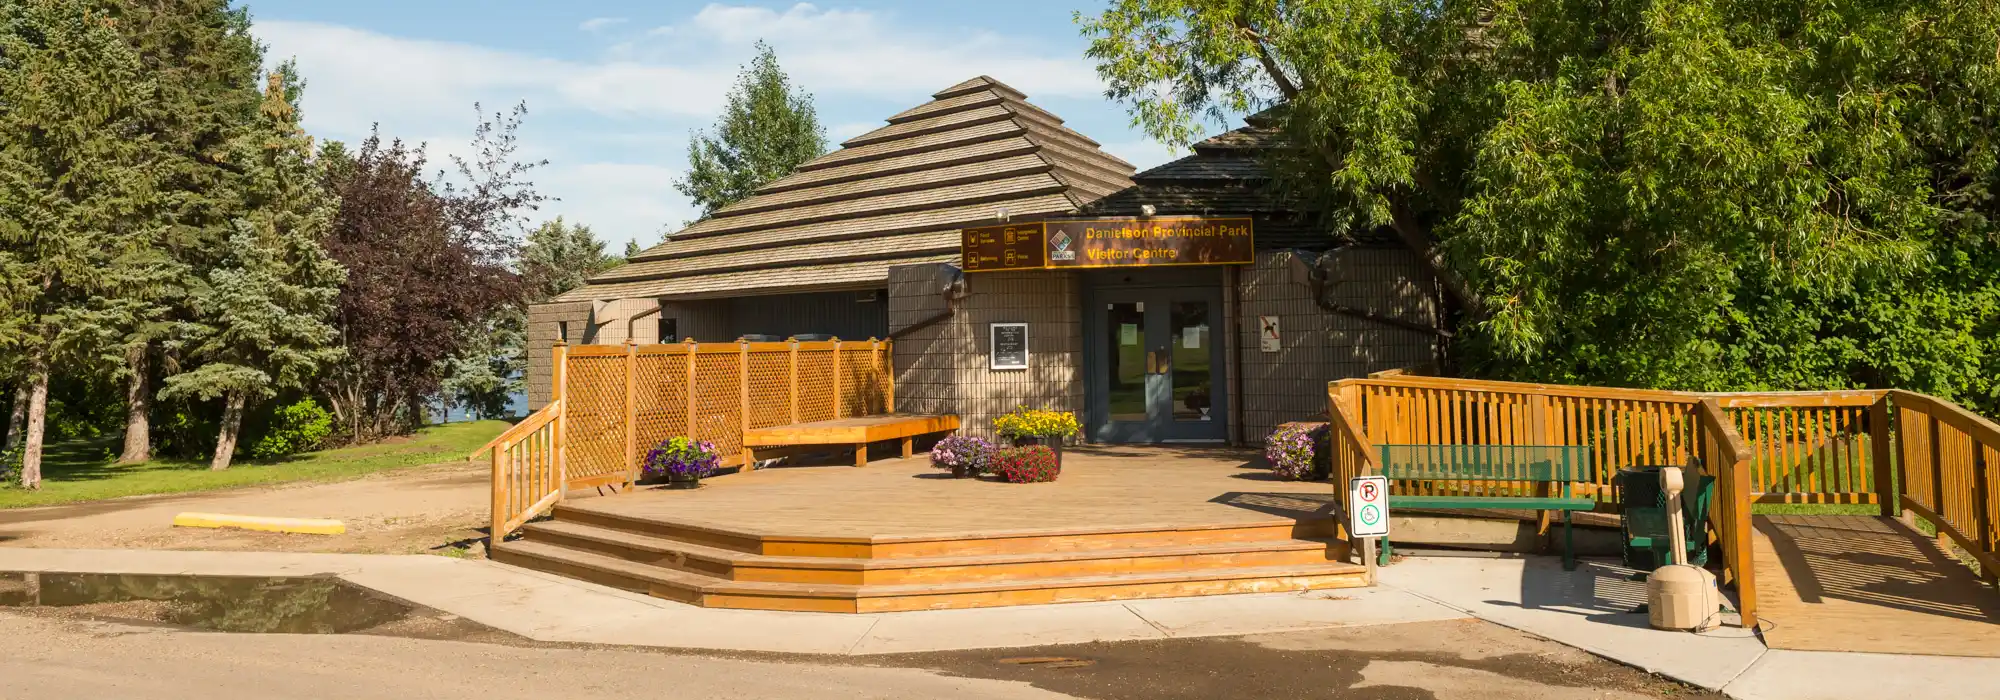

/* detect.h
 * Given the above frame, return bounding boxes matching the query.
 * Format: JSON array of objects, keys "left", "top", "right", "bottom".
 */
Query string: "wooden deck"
[
  {"left": 491, "top": 446, "right": 1366, "bottom": 612},
  {"left": 741, "top": 413, "right": 960, "bottom": 467},
  {"left": 1752, "top": 515, "right": 2000, "bottom": 657}
]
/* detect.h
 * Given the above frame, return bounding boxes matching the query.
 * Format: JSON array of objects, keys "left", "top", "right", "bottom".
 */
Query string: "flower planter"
[
  {"left": 950, "top": 464, "right": 970, "bottom": 479},
  {"left": 665, "top": 474, "right": 702, "bottom": 490},
  {"left": 1008, "top": 435, "right": 1063, "bottom": 466}
]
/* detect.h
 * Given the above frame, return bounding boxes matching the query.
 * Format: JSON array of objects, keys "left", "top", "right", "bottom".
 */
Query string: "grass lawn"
[{"left": 0, "top": 420, "right": 509, "bottom": 509}]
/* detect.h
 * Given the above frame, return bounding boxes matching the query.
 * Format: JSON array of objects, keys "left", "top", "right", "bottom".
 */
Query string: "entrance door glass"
[
  {"left": 1104, "top": 302, "right": 1147, "bottom": 422},
  {"left": 1168, "top": 301, "right": 1214, "bottom": 423}
]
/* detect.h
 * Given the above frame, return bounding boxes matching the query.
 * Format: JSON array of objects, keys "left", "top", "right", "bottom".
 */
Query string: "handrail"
[
  {"left": 488, "top": 399, "right": 566, "bottom": 541},
  {"left": 1327, "top": 383, "right": 1382, "bottom": 542},
  {"left": 1886, "top": 390, "right": 2000, "bottom": 581},
  {"left": 1694, "top": 397, "right": 1758, "bottom": 629},
  {"left": 471, "top": 399, "right": 563, "bottom": 460}
]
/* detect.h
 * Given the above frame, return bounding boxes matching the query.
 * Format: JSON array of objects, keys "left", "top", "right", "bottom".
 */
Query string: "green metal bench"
[{"left": 1376, "top": 444, "right": 1597, "bottom": 571}]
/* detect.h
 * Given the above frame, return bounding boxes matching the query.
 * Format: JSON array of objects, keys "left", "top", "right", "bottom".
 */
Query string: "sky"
[{"left": 247, "top": 0, "right": 1192, "bottom": 252}]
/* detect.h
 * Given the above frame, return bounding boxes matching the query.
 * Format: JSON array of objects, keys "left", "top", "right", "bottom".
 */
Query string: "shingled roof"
[
  {"left": 1079, "top": 112, "right": 1395, "bottom": 248},
  {"left": 555, "top": 76, "right": 1136, "bottom": 302}
]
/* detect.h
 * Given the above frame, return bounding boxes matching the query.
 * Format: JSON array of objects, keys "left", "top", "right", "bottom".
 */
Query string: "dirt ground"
[
  {"left": 0, "top": 607, "right": 1715, "bottom": 699},
  {"left": 0, "top": 460, "right": 496, "bottom": 555}
]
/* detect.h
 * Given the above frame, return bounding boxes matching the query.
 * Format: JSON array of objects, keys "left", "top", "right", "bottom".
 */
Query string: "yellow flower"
[{"left": 994, "top": 406, "right": 1081, "bottom": 438}]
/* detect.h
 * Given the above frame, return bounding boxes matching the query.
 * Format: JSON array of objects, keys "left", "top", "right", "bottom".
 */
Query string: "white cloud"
[
  {"left": 539, "top": 163, "right": 695, "bottom": 251},
  {"left": 579, "top": 17, "right": 627, "bottom": 32},
  {"left": 644, "top": 3, "right": 1104, "bottom": 102},
  {"left": 827, "top": 121, "right": 878, "bottom": 142}
]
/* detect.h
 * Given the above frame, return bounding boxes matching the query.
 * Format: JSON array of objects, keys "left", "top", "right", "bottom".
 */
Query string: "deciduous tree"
[
  {"left": 1082, "top": 0, "right": 2000, "bottom": 408},
  {"left": 674, "top": 41, "right": 825, "bottom": 216}
]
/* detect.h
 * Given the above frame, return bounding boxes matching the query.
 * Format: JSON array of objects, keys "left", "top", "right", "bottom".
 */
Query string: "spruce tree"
[
  {"left": 0, "top": 0, "right": 157, "bottom": 488},
  {"left": 161, "top": 74, "right": 343, "bottom": 470},
  {"left": 102, "top": 0, "right": 264, "bottom": 463},
  {"left": 674, "top": 41, "right": 825, "bottom": 216}
]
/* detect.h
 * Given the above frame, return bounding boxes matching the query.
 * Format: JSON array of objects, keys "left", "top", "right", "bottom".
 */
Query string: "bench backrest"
[{"left": 1377, "top": 444, "right": 1592, "bottom": 483}]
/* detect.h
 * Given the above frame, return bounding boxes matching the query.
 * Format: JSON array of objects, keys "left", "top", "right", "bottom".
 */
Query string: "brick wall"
[
  {"left": 951, "top": 270, "right": 1084, "bottom": 440},
  {"left": 1236, "top": 248, "right": 1440, "bottom": 441},
  {"left": 887, "top": 263, "right": 958, "bottom": 416}
]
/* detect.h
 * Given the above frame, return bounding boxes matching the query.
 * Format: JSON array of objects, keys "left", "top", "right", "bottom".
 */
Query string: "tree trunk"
[
  {"left": 210, "top": 392, "right": 246, "bottom": 471},
  {"left": 4, "top": 384, "right": 24, "bottom": 450},
  {"left": 21, "top": 361, "right": 49, "bottom": 490},
  {"left": 119, "top": 344, "right": 152, "bottom": 463}
]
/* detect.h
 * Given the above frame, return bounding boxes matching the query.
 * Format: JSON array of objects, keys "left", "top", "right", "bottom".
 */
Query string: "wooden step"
[
  {"left": 521, "top": 519, "right": 1349, "bottom": 585},
  {"left": 553, "top": 502, "right": 1337, "bottom": 558},
  {"left": 491, "top": 539, "right": 1367, "bottom": 613}
]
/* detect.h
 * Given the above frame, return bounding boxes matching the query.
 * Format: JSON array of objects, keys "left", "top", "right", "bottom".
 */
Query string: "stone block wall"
[
  {"left": 950, "top": 270, "right": 1084, "bottom": 440},
  {"left": 887, "top": 264, "right": 958, "bottom": 416},
  {"left": 525, "top": 301, "right": 592, "bottom": 408},
  {"left": 1236, "top": 248, "right": 1440, "bottom": 441}
]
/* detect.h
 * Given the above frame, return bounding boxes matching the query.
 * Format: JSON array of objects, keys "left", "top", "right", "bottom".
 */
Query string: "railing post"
[
  {"left": 883, "top": 338, "right": 896, "bottom": 413},
  {"left": 871, "top": 337, "right": 883, "bottom": 414},
  {"left": 490, "top": 439, "right": 508, "bottom": 542},
  {"left": 553, "top": 342, "right": 568, "bottom": 495},
  {"left": 1930, "top": 414, "right": 1947, "bottom": 546},
  {"left": 1871, "top": 396, "right": 1896, "bottom": 518},
  {"left": 739, "top": 338, "right": 752, "bottom": 469},
  {"left": 831, "top": 336, "right": 845, "bottom": 419},
  {"left": 684, "top": 338, "right": 699, "bottom": 441},
  {"left": 1974, "top": 444, "right": 1996, "bottom": 585},
  {"left": 623, "top": 340, "right": 637, "bottom": 490},
  {"left": 787, "top": 337, "right": 800, "bottom": 424}
]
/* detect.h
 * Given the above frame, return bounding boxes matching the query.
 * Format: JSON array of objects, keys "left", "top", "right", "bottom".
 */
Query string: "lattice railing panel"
[
  {"left": 690, "top": 350, "right": 744, "bottom": 457},
  {"left": 563, "top": 354, "right": 627, "bottom": 483},
  {"left": 795, "top": 348, "right": 837, "bottom": 423},
  {"left": 838, "top": 345, "right": 884, "bottom": 417},
  {"left": 746, "top": 350, "right": 793, "bottom": 429},
  {"left": 633, "top": 349, "right": 690, "bottom": 464}
]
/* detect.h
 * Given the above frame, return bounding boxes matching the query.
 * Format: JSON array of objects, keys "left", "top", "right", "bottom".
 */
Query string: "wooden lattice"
[
  {"left": 563, "top": 352, "right": 627, "bottom": 483},
  {"left": 690, "top": 347, "right": 743, "bottom": 457},
  {"left": 552, "top": 338, "right": 901, "bottom": 481},
  {"left": 632, "top": 347, "right": 690, "bottom": 469}
]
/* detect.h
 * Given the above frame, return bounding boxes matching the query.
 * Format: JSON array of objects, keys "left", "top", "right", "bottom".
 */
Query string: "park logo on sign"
[{"left": 1048, "top": 229, "right": 1076, "bottom": 261}]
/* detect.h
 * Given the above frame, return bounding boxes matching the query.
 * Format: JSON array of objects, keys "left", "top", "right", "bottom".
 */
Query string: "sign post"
[{"left": 1348, "top": 475, "right": 1390, "bottom": 584}]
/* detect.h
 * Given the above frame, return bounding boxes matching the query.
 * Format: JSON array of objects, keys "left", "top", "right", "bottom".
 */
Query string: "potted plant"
[
  {"left": 929, "top": 434, "right": 995, "bottom": 479},
  {"left": 993, "top": 407, "right": 1081, "bottom": 464},
  {"left": 992, "top": 445, "right": 1061, "bottom": 483},
  {"left": 1264, "top": 422, "right": 1330, "bottom": 481},
  {"left": 642, "top": 437, "right": 720, "bottom": 489}
]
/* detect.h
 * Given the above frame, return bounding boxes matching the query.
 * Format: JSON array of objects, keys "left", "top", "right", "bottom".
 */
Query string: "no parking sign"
[{"left": 1348, "top": 475, "right": 1390, "bottom": 538}]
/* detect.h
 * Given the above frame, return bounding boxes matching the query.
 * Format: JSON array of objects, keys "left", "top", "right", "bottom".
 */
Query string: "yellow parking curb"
[{"left": 171, "top": 512, "right": 346, "bottom": 535}]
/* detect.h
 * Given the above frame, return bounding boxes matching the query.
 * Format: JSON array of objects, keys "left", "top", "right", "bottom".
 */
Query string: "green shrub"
[
  {"left": 249, "top": 399, "right": 335, "bottom": 459},
  {"left": 0, "top": 445, "right": 20, "bottom": 488}
]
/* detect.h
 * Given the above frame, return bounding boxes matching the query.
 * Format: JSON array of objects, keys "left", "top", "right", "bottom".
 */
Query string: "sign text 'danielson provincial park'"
[{"left": 960, "top": 217, "right": 1254, "bottom": 272}]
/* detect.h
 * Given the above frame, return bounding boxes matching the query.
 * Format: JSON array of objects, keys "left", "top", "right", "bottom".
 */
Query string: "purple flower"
[
  {"left": 1265, "top": 423, "right": 1327, "bottom": 481},
  {"left": 642, "top": 437, "right": 720, "bottom": 480}
]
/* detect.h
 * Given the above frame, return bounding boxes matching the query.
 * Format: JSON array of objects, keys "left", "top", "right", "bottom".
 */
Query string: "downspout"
[{"left": 1226, "top": 264, "right": 1246, "bottom": 446}]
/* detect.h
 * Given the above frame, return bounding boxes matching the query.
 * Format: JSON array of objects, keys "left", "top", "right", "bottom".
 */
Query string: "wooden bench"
[
  {"left": 742, "top": 414, "right": 961, "bottom": 468},
  {"left": 1376, "top": 444, "right": 1596, "bottom": 570}
]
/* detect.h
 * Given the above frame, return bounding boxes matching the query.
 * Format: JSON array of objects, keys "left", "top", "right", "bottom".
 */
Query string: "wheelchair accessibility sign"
[{"left": 1348, "top": 475, "right": 1390, "bottom": 538}]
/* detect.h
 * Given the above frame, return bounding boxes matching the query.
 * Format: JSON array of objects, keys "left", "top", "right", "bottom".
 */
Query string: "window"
[
  {"left": 659, "top": 318, "right": 679, "bottom": 343},
  {"left": 557, "top": 321, "right": 570, "bottom": 344}
]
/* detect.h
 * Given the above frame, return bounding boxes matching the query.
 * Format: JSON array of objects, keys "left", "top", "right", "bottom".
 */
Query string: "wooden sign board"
[
  {"left": 961, "top": 217, "right": 1254, "bottom": 272},
  {"left": 961, "top": 224, "right": 1046, "bottom": 272}
]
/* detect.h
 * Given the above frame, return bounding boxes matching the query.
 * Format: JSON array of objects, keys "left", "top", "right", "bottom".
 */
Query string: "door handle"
[{"left": 1148, "top": 350, "right": 1170, "bottom": 375}]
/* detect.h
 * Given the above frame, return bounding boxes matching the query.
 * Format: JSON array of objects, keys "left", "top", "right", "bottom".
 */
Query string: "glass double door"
[{"left": 1089, "top": 287, "right": 1227, "bottom": 443}]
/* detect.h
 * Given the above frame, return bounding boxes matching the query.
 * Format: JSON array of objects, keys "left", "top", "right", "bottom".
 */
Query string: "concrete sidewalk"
[
  {"left": 8, "top": 547, "right": 1995, "bottom": 699},
  {"left": 1376, "top": 555, "right": 2000, "bottom": 700},
  {"left": 0, "top": 548, "right": 1466, "bottom": 655}
]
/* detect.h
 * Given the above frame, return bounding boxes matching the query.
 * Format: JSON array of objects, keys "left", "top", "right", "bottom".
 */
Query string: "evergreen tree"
[
  {"left": 623, "top": 238, "right": 643, "bottom": 259},
  {"left": 674, "top": 41, "right": 825, "bottom": 216},
  {"left": 102, "top": 0, "right": 264, "bottom": 463},
  {"left": 0, "top": 0, "right": 158, "bottom": 488},
  {"left": 521, "top": 217, "right": 619, "bottom": 300},
  {"left": 160, "top": 74, "right": 343, "bottom": 470}
]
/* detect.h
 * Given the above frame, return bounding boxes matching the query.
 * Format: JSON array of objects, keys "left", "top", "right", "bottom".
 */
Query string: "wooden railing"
[
  {"left": 1339, "top": 376, "right": 1702, "bottom": 501},
  {"left": 1712, "top": 392, "right": 1889, "bottom": 505},
  {"left": 1694, "top": 397, "right": 1759, "bottom": 628},
  {"left": 1889, "top": 391, "right": 2000, "bottom": 583},
  {"left": 476, "top": 399, "right": 565, "bottom": 540},
  {"left": 1327, "top": 383, "right": 1381, "bottom": 539},
  {"left": 554, "top": 337, "right": 895, "bottom": 490}
]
